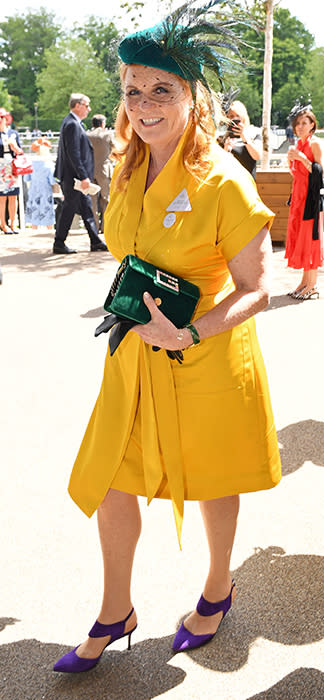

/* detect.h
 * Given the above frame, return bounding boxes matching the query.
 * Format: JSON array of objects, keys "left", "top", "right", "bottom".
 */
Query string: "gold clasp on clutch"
[{"left": 156, "top": 269, "right": 179, "bottom": 293}]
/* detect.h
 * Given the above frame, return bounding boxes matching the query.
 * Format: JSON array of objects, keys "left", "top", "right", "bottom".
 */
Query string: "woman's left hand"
[{"left": 131, "top": 292, "right": 191, "bottom": 350}]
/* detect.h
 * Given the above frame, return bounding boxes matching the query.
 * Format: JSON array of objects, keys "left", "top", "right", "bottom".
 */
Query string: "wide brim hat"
[
  {"left": 0, "top": 108, "right": 13, "bottom": 126},
  {"left": 31, "top": 137, "right": 51, "bottom": 151}
]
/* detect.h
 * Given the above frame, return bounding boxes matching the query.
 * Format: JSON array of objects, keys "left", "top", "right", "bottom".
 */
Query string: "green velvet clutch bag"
[{"left": 104, "top": 254, "right": 200, "bottom": 326}]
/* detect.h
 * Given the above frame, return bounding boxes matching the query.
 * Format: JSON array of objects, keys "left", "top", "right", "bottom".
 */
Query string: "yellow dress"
[{"left": 68, "top": 131, "right": 281, "bottom": 544}]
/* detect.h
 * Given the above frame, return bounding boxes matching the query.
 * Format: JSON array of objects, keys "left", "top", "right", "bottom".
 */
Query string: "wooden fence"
[{"left": 256, "top": 169, "right": 292, "bottom": 242}]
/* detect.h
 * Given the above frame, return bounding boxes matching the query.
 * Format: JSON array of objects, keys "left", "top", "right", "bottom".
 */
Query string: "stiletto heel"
[
  {"left": 53, "top": 607, "right": 137, "bottom": 673},
  {"left": 172, "top": 580, "right": 236, "bottom": 652},
  {"left": 127, "top": 631, "right": 133, "bottom": 650}
]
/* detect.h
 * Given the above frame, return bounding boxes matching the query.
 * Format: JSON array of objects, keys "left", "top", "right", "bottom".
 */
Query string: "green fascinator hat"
[
  {"left": 119, "top": 25, "right": 191, "bottom": 80},
  {"left": 118, "top": 0, "right": 247, "bottom": 93}
]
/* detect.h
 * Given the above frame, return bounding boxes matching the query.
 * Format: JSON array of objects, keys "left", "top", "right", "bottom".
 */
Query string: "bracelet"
[{"left": 185, "top": 323, "right": 200, "bottom": 345}]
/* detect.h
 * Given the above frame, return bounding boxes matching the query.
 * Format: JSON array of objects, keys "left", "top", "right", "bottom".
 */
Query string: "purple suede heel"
[
  {"left": 172, "top": 580, "right": 236, "bottom": 652},
  {"left": 53, "top": 607, "right": 137, "bottom": 673}
]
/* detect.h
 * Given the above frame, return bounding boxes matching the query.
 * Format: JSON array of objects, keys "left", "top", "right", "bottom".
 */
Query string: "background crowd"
[{"left": 1, "top": 90, "right": 323, "bottom": 302}]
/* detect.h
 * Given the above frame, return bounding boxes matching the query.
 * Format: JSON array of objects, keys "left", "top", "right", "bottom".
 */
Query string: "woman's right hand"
[
  {"left": 8, "top": 137, "right": 23, "bottom": 155},
  {"left": 288, "top": 146, "right": 298, "bottom": 162}
]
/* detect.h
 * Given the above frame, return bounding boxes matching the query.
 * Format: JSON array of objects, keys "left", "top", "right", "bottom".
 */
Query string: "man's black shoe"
[
  {"left": 90, "top": 241, "right": 108, "bottom": 252},
  {"left": 53, "top": 243, "right": 77, "bottom": 254}
]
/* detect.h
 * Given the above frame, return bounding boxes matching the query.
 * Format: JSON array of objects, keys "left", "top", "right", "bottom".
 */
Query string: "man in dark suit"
[{"left": 53, "top": 93, "right": 107, "bottom": 254}]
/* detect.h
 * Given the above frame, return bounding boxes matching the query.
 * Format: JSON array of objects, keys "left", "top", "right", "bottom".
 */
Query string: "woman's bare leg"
[
  {"left": 304, "top": 269, "right": 318, "bottom": 291},
  {"left": 182, "top": 495, "right": 239, "bottom": 635},
  {"left": 292, "top": 270, "right": 308, "bottom": 294},
  {"left": 293, "top": 269, "right": 318, "bottom": 296},
  {"left": 8, "top": 195, "right": 17, "bottom": 230},
  {"left": 76, "top": 488, "right": 141, "bottom": 658},
  {"left": 0, "top": 198, "right": 7, "bottom": 229}
]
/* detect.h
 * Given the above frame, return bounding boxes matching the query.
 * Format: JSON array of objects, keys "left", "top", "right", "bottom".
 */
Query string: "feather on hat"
[
  {"left": 118, "top": 0, "right": 249, "bottom": 93},
  {"left": 288, "top": 97, "right": 313, "bottom": 123},
  {"left": 217, "top": 85, "right": 241, "bottom": 114}
]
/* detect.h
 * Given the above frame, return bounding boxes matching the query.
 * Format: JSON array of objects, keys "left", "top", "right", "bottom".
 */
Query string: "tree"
[
  {"left": 0, "top": 8, "right": 61, "bottom": 115},
  {"left": 271, "top": 78, "right": 302, "bottom": 126},
  {"left": 226, "top": 70, "right": 262, "bottom": 124},
  {"left": 72, "top": 16, "right": 122, "bottom": 124},
  {"left": 230, "top": 3, "right": 314, "bottom": 125},
  {"left": 271, "top": 8, "right": 313, "bottom": 94},
  {"left": 36, "top": 38, "right": 118, "bottom": 127},
  {"left": 8, "top": 95, "right": 31, "bottom": 125},
  {"left": 0, "top": 80, "right": 11, "bottom": 111},
  {"left": 261, "top": 0, "right": 274, "bottom": 168},
  {"left": 119, "top": 1, "right": 145, "bottom": 28},
  {"left": 301, "top": 48, "right": 324, "bottom": 127},
  {"left": 73, "top": 16, "right": 121, "bottom": 75}
]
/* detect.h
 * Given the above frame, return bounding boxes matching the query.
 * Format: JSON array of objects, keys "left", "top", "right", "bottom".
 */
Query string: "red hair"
[{"left": 111, "top": 64, "right": 223, "bottom": 190}]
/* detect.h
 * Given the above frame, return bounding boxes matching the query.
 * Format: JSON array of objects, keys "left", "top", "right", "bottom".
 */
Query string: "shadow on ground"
[
  {"left": 174, "top": 546, "right": 324, "bottom": 673},
  {"left": 0, "top": 231, "right": 116, "bottom": 279},
  {"left": 0, "top": 618, "right": 20, "bottom": 633},
  {"left": 80, "top": 306, "right": 105, "bottom": 319},
  {"left": 246, "top": 668, "right": 324, "bottom": 699},
  {"left": 278, "top": 419, "right": 324, "bottom": 476},
  {"left": 1, "top": 547, "right": 323, "bottom": 698},
  {"left": 0, "top": 633, "right": 185, "bottom": 700},
  {"left": 0, "top": 249, "right": 113, "bottom": 279},
  {"left": 266, "top": 294, "right": 308, "bottom": 310}
]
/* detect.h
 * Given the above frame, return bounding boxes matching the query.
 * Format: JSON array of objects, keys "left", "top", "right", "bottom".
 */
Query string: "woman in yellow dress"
[{"left": 54, "top": 1, "right": 281, "bottom": 672}]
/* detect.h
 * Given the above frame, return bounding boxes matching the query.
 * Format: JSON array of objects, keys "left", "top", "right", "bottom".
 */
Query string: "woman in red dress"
[{"left": 285, "top": 108, "right": 324, "bottom": 299}]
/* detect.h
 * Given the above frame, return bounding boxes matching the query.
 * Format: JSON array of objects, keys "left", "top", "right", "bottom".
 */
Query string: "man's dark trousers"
[{"left": 55, "top": 182, "right": 102, "bottom": 246}]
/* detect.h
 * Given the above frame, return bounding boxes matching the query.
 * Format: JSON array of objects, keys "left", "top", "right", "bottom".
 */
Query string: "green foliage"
[
  {"left": 228, "top": 4, "right": 315, "bottom": 125},
  {"left": 9, "top": 95, "right": 31, "bottom": 124},
  {"left": 271, "top": 10, "right": 314, "bottom": 94},
  {"left": 73, "top": 16, "right": 121, "bottom": 74},
  {"left": 301, "top": 48, "right": 324, "bottom": 127},
  {"left": 0, "top": 8, "right": 60, "bottom": 116},
  {"left": 36, "top": 38, "right": 119, "bottom": 127},
  {"left": 0, "top": 3, "right": 320, "bottom": 129},
  {"left": 231, "top": 69, "right": 262, "bottom": 124},
  {"left": 0, "top": 80, "right": 11, "bottom": 111},
  {"left": 119, "top": 1, "right": 145, "bottom": 27},
  {"left": 271, "top": 79, "right": 303, "bottom": 126},
  {"left": 71, "top": 16, "right": 122, "bottom": 125}
]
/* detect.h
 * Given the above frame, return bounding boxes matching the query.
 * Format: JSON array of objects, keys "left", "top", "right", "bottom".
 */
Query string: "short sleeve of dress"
[{"left": 216, "top": 170, "right": 274, "bottom": 262}]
